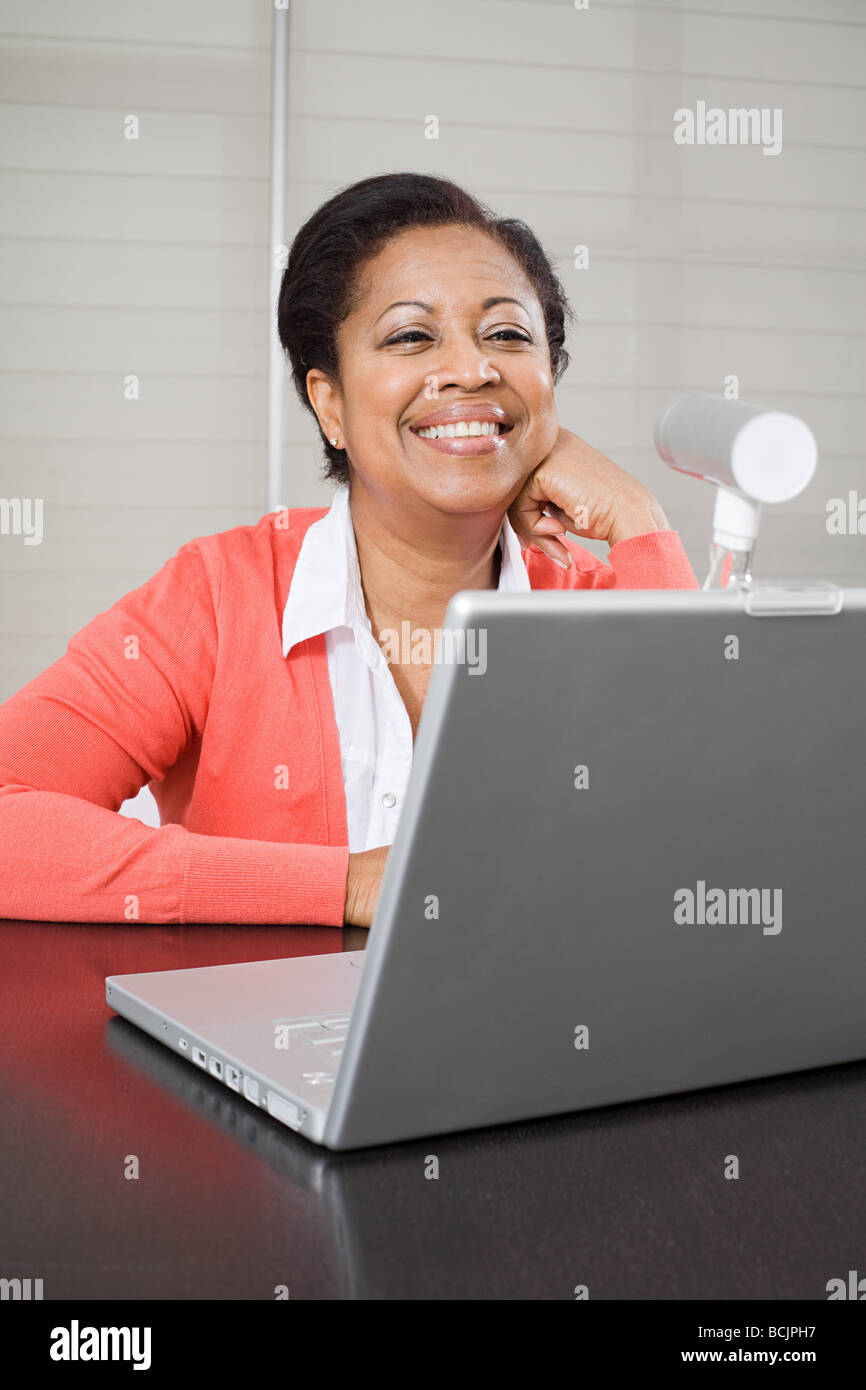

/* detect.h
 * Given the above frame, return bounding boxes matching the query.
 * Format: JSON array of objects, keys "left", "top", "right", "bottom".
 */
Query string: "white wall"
[{"left": 1, "top": 0, "right": 864, "bottom": 725}]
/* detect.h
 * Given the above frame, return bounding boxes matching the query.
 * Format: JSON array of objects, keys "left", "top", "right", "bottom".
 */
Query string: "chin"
[{"left": 406, "top": 467, "right": 512, "bottom": 512}]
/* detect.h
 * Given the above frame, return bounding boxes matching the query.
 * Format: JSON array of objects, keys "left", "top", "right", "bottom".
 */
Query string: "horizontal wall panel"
[
  {"left": 0, "top": 170, "right": 268, "bottom": 242},
  {"left": 0, "top": 505, "right": 262, "bottom": 573},
  {"left": 0, "top": 307, "right": 267, "bottom": 373},
  {"left": 554, "top": 384, "right": 866, "bottom": 459},
  {"left": 279, "top": 126, "right": 865, "bottom": 208},
  {"left": 0, "top": 0, "right": 266, "bottom": 48},
  {"left": 4, "top": 0, "right": 865, "bottom": 83},
  {"left": 4, "top": 102, "right": 862, "bottom": 206},
  {"left": 0, "top": 104, "right": 271, "bottom": 179},
  {"left": 564, "top": 324, "right": 866, "bottom": 394},
  {"left": 290, "top": 2, "right": 866, "bottom": 88},
  {"left": 0, "top": 37, "right": 268, "bottom": 113},
  {"left": 567, "top": 261, "right": 866, "bottom": 332},
  {"left": 0, "top": 243, "right": 268, "bottom": 311},
  {"left": 0, "top": 374, "right": 268, "bottom": 439},
  {"left": 8, "top": 42, "right": 864, "bottom": 148},
  {"left": 0, "top": 439, "right": 334, "bottom": 511},
  {"left": 0, "top": 571, "right": 171, "bottom": 636},
  {"left": 287, "top": 54, "right": 866, "bottom": 147},
  {"left": 636, "top": 0, "right": 865, "bottom": 21},
  {"left": 464, "top": 189, "right": 866, "bottom": 266}
]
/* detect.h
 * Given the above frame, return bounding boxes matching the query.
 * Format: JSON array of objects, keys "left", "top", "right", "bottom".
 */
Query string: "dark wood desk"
[{"left": 1, "top": 919, "right": 864, "bottom": 1301}]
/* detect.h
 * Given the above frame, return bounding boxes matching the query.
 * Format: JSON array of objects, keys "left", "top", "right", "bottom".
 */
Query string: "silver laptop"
[{"left": 106, "top": 582, "right": 866, "bottom": 1151}]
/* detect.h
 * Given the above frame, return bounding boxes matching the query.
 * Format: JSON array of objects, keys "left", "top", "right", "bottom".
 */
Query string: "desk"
[{"left": 0, "top": 919, "right": 863, "bottom": 1300}]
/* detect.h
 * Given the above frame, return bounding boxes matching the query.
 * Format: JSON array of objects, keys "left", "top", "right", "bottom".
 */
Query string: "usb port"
[
  {"left": 192, "top": 1047, "right": 206, "bottom": 1068},
  {"left": 209, "top": 1058, "right": 223, "bottom": 1079},
  {"left": 225, "top": 1066, "right": 240, "bottom": 1092}
]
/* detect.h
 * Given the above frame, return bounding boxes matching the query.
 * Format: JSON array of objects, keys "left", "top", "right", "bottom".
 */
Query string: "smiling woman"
[
  {"left": 0, "top": 172, "right": 697, "bottom": 930},
  {"left": 278, "top": 173, "right": 571, "bottom": 488}
]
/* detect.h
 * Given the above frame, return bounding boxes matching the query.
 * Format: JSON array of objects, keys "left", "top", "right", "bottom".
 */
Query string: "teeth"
[{"left": 417, "top": 421, "right": 503, "bottom": 439}]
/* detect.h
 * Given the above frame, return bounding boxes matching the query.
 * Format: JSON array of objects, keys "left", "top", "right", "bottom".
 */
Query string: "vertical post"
[{"left": 267, "top": 3, "right": 291, "bottom": 513}]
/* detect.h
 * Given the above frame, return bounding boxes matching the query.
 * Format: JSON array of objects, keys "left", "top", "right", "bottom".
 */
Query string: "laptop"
[{"left": 106, "top": 582, "right": 866, "bottom": 1150}]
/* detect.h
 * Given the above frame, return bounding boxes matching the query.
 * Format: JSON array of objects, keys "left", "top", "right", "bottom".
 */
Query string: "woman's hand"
[
  {"left": 508, "top": 426, "right": 670, "bottom": 568},
  {"left": 344, "top": 845, "right": 390, "bottom": 928}
]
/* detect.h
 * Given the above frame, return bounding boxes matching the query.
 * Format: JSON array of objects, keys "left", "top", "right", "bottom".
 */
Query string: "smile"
[
  {"left": 416, "top": 421, "right": 506, "bottom": 439},
  {"left": 410, "top": 419, "right": 514, "bottom": 456}
]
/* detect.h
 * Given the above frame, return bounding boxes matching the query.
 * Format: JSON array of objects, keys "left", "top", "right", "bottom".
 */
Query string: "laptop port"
[
  {"left": 209, "top": 1058, "right": 223, "bottom": 1079},
  {"left": 225, "top": 1065, "right": 240, "bottom": 1092},
  {"left": 192, "top": 1047, "right": 207, "bottom": 1068},
  {"left": 266, "top": 1091, "right": 303, "bottom": 1130},
  {"left": 243, "top": 1075, "right": 260, "bottom": 1104}
]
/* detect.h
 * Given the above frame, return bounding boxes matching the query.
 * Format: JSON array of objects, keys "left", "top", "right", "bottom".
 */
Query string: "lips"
[
  {"left": 407, "top": 401, "right": 516, "bottom": 457},
  {"left": 410, "top": 402, "right": 514, "bottom": 433}
]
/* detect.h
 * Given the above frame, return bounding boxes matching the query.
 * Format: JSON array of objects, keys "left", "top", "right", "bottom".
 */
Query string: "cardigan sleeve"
[
  {"left": 0, "top": 543, "right": 349, "bottom": 926},
  {"left": 524, "top": 528, "right": 700, "bottom": 590},
  {"left": 604, "top": 528, "right": 700, "bottom": 589}
]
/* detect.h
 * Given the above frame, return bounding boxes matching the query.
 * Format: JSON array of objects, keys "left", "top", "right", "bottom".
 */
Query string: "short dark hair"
[{"left": 277, "top": 172, "right": 573, "bottom": 484}]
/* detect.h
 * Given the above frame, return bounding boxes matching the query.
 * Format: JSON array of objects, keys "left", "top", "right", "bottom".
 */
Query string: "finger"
[
  {"left": 544, "top": 501, "right": 591, "bottom": 538},
  {"left": 530, "top": 535, "right": 573, "bottom": 569},
  {"left": 530, "top": 514, "right": 567, "bottom": 536}
]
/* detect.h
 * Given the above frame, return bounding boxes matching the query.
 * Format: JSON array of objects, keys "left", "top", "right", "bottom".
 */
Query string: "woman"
[{"left": 0, "top": 173, "right": 697, "bottom": 929}]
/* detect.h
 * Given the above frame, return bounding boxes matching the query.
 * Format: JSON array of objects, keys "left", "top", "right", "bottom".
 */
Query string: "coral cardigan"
[{"left": 0, "top": 509, "right": 698, "bottom": 925}]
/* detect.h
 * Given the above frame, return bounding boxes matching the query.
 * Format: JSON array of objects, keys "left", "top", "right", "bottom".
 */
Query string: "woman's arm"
[
  {"left": 523, "top": 526, "right": 699, "bottom": 590},
  {"left": 509, "top": 425, "right": 699, "bottom": 588},
  {"left": 0, "top": 544, "right": 349, "bottom": 925}
]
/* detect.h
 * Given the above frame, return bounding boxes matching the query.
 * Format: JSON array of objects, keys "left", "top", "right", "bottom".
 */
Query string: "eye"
[
  {"left": 383, "top": 329, "right": 434, "bottom": 345},
  {"left": 382, "top": 326, "right": 532, "bottom": 348}
]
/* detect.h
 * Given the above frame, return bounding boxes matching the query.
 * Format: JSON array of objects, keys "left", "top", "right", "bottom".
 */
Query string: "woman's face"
[{"left": 311, "top": 224, "right": 561, "bottom": 516}]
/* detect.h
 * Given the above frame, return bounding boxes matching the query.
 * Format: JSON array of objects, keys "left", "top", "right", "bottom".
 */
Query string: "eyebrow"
[{"left": 374, "top": 296, "right": 527, "bottom": 325}]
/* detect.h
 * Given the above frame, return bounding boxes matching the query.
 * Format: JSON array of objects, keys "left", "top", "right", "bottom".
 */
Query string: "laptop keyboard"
[{"left": 271, "top": 1012, "right": 351, "bottom": 1085}]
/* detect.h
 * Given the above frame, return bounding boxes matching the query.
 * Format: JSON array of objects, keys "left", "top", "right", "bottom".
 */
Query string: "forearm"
[
  {"left": 606, "top": 493, "right": 671, "bottom": 547},
  {"left": 605, "top": 528, "right": 700, "bottom": 589},
  {"left": 0, "top": 785, "right": 349, "bottom": 926}
]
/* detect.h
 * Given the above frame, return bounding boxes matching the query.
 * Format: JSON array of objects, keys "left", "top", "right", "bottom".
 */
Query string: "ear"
[{"left": 306, "top": 368, "right": 342, "bottom": 443}]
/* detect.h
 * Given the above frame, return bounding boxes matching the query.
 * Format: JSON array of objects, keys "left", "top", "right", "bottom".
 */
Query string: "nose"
[{"left": 432, "top": 327, "right": 501, "bottom": 391}]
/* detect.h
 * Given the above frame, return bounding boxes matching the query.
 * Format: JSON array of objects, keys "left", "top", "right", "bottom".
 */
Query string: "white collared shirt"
[{"left": 281, "top": 483, "right": 530, "bottom": 852}]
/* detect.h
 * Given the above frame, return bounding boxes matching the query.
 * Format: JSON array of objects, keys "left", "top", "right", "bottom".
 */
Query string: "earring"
[{"left": 330, "top": 438, "right": 339, "bottom": 448}]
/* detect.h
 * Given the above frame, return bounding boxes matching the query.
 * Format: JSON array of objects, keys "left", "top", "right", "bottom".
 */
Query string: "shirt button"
[{"left": 381, "top": 792, "right": 397, "bottom": 808}]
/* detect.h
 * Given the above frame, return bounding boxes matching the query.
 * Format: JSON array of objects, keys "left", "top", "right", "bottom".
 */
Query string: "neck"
[{"left": 348, "top": 480, "right": 504, "bottom": 634}]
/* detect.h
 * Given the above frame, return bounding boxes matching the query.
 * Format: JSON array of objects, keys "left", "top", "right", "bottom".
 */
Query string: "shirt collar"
[
  {"left": 281, "top": 483, "right": 367, "bottom": 660},
  {"left": 281, "top": 483, "right": 530, "bottom": 662}
]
